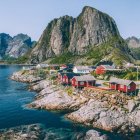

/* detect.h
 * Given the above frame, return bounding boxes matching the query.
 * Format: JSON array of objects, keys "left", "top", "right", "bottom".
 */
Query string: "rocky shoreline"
[
  {"left": 8, "top": 69, "right": 140, "bottom": 139},
  {"left": 0, "top": 123, "right": 111, "bottom": 140}
]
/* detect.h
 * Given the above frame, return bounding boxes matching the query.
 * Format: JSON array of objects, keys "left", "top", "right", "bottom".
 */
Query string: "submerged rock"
[
  {"left": 84, "top": 130, "right": 109, "bottom": 140},
  {"left": 0, "top": 124, "right": 45, "bottom": 140},
  {"left": 127, "top": 100, "right": 136, "bottom": 113}
]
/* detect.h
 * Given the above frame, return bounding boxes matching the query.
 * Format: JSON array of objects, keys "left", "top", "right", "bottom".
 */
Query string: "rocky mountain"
[
  {"left": 0, "top": 33, "right": 12, "bottom": 59},
  {"left": 30, "top": 6, "right": 134, "bottom": 65},
  {"left": 126, "top": 36, "right": 140, "bottom": 48},
  {"left": 0, "top": 33, "right": 35, "bottom": 59},
  {"left": 126, "top": 37, "right": 140, "bottom": 60}
]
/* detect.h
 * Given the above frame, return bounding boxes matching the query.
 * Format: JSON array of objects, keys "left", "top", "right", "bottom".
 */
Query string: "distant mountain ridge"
[
  {"left": 30, "top": 6, "right": 134, "bottom": 66},
  {"left": 126, "top": 37, "right": 140, "bottom": 60},
  {"left": 0, "top": 33, "right": 35, "bottom": 59},
  {"left": 126, "top": 36, "right": 140, "bottom": 48}
]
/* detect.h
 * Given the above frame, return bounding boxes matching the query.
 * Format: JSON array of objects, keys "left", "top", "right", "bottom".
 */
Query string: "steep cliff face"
[
  {"left": 31, "top": 16, "right": 74, "bottom": 63},
  {"left": 30, "top": 6, "right": 133, "bottom": 65},
  {"left": 0, "top": 33, "right": 35, "bottom": 59},
  {"left": 68, "top": 7, "right": 120, "bottom": 54},
  {"left": 6, "top": 34, "right": 35, "bottom": 58}
]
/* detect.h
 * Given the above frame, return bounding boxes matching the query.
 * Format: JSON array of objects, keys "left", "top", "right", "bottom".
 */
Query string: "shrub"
[{"left": 34, "top": 69, "right": 46, "bottom": 79}]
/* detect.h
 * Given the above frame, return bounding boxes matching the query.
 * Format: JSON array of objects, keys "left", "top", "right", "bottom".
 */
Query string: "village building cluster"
[{"left": 23, "top": 63, "right": 139, "bottom": 94}]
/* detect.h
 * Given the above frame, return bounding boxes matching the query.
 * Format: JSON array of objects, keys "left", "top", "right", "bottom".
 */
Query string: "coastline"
[
  {"left": 9, "top": 68, "right": 140, "bottom": 139},
  {"left": 0, "top": 63, "right": 35, "bottom": 66}
]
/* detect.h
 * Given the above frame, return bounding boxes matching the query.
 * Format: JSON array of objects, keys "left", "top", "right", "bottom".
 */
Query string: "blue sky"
[{"left": 0, "top": 0, "right": 139, "bottom": 41}]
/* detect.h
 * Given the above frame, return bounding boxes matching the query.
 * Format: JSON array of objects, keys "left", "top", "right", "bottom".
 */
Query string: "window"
[
  {"left": 80, "top": 82, "right": 84, "bottom": 85},
  {"left": 120, "top": 85, "right": 124, "bottom": 88},
  {"left": 128, "top": 85, "right": 130, "bottom": 89}
]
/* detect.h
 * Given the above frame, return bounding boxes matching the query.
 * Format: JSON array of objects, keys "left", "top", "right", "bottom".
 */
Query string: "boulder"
[
  {"left": 84, "top": 130, "right": 109, "bottom": 140},
  {"left": 128, "top": 100, "right": 136, "bottom": 113}
]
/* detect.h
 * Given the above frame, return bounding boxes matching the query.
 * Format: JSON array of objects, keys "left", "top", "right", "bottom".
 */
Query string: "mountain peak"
[
  {"left": 0, "top": 33, "right": 12, "bottom": 39},
  {"left": 127, "top": 36, "right": 140, "bottom": 48},
  {"left": 82, "top": 6, "right": 98, "bottom": 12},
  {"left": 30, "top": 6, "right": 133, "bottom": 65},
  {"left": 13, "top": 33, "right": 30, "bottom": 41},
  {"left": 0, "top": 33, "right": 34, "bottom": 59}
]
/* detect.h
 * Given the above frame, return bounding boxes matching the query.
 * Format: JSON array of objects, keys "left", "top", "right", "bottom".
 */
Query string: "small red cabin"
[
  {"left": 58, "top": 73, "right": 80, "bottom": 85},
  {"left": 95, "top": 65, "right": 115, "bottom": 75},
  {"left": 71, "top": 75, "right": 96, "bottom": 88},
  {"left": 109, "top": 77, "right": 136, "bottom": 93}
]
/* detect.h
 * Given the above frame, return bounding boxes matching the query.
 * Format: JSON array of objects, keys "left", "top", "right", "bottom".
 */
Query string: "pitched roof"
[
  {"left": 73, "top": 75, "right": 96, "bottom": 81},
  {"left": 100, "top": 65, "right": 115, "bottom": 70},
  {"left": 64, "top": 73, "right": 80, "bottom": 79},
  {"left": 110, "top": 77, "right": 134, "bottom": 86},
  {"left": 74, "top": 66, "right": 92, "bottom": 71},
  {"left": 59, "top": 72, "right": 80, "bottom": 79}
]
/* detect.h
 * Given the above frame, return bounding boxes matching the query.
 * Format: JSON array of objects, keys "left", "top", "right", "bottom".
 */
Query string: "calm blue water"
[
  {"left": 0, "top": 65, "right": 127, "bottom": 139},
  {"left": 0, "top": 65, "right": 90, "bottom": 129}
]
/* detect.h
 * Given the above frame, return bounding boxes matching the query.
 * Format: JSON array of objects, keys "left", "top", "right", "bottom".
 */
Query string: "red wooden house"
[
  {"left": 109, "top": 77, "right": 136, "bottom": 93},
  {"left": 71, "top": 75, "right": 96, "bottom": 88},
  {"left": 62, "top": 73, "right": 80, "bottom": 85},
  {"left": 95, "top": 65, "right": 115, "bottom": 75},
  {"left": 58, "top": 72, "right": 80, "bottom": 85}
]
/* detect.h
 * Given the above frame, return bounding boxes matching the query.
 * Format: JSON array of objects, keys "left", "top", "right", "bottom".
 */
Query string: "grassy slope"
[{"left": 49, "top": 36, "right": 133, "bottom": 66}]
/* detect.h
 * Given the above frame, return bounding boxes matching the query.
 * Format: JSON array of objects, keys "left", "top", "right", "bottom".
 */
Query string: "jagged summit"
[
  {"left": 0, "top": 33, "right": 35, "bottom": 59},
  {"left": 30, "top": 6, "right": 133, "bottom": 65}
]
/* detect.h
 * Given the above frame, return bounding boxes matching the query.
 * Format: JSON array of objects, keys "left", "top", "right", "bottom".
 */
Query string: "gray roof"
[
  {"left": 99, "top": 65, "right": 115, "bottom": 70},
  {"left": 73, "top": 75, "right": 96, "bottom": 81},
  {"left": 110, "top": 77, "right": 134, "bottom": 86},
  {"left": 37, "top": 64, "right": 49, "bottom": 67},
  {"left": 74, "top": 66, "right": 92, "bottom": 71}
]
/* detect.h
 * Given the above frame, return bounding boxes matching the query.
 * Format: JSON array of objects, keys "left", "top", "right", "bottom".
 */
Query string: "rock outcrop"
[
  {"left": 29, "top": 80, "right": 89, "bottom": 110},
  {"left": 10, "top": 70, "right": 42, "bottom": 83},
  {"left": 0, "top": 124, "right": 46, "bottom": 140},
  {"left": 30, "top": 6, "right": 133, "bottom": 65},
  {"left": 84, "top": 130, "right": 109, "bottom": 140},
  {"left": 0, "top": 123, "right": 112, "bottom": 140},
  {"left": 0, "top": 33, "right": 35, "bottom": 59}
]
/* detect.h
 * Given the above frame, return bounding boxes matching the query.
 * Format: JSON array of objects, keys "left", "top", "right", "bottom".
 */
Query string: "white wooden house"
[{"left": 73, "top": 66, "right": 93, "bottom": 74}]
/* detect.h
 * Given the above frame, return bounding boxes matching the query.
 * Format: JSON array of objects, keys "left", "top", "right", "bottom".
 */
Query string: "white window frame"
[
  {"left": 120, "top": 85, "right": 124, "bottom": 88},
  {"left": 127, "top": 85, "right": 130, "bottom": 89},
  {"left": 80, "top": 81, "right": 84, "bottom": 85}
]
